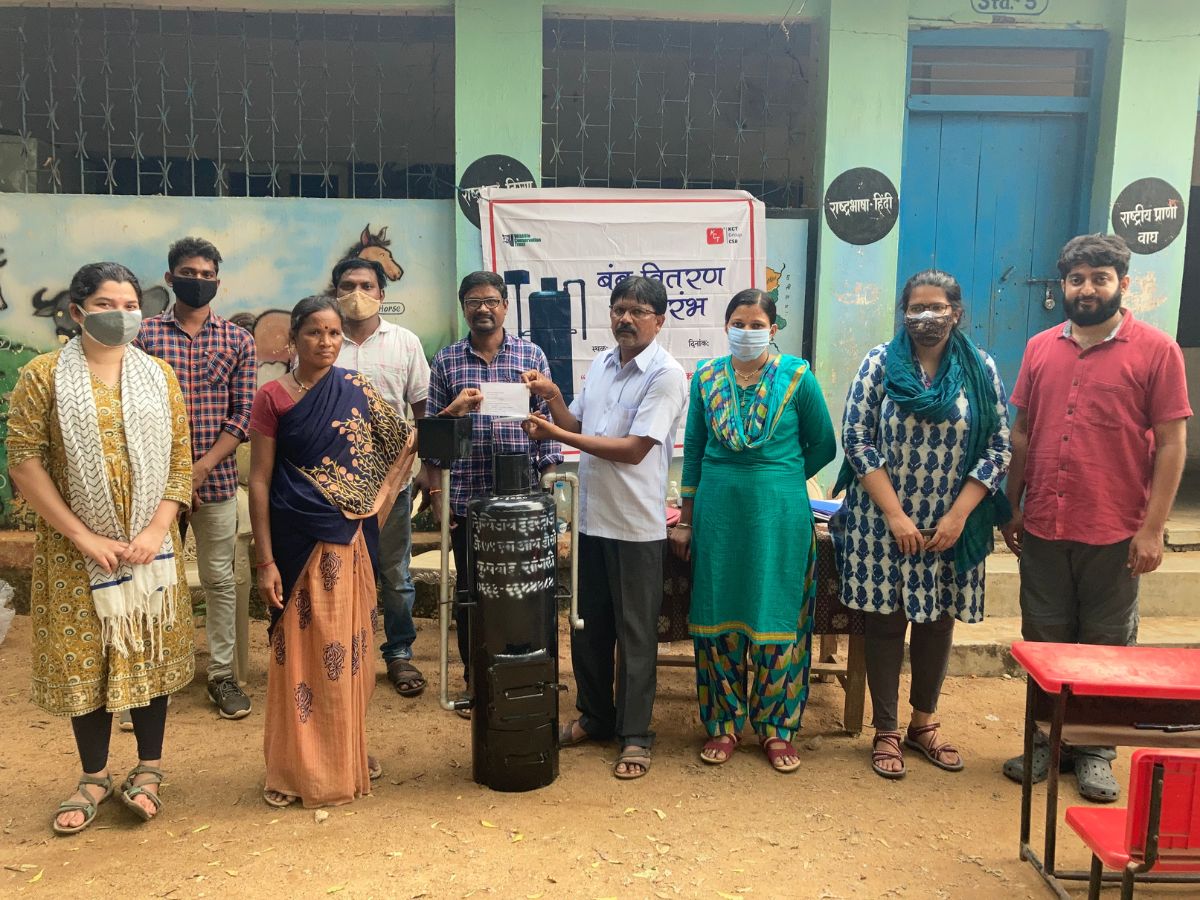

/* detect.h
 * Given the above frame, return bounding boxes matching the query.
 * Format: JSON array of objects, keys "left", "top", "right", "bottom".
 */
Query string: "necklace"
[
  {"left": 732, "top": 358, "right": 767, "bottom": 384},
  {"left": 292, "top": 371, "right": 309, "bottom": 393}
]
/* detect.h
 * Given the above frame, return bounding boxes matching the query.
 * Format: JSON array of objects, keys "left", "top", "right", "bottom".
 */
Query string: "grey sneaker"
[{"left": 207, "top": 677, "right": 252, "bottom": 719}]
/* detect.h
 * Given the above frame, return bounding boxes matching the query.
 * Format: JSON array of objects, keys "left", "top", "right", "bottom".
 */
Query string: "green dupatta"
[
  {"left": 695, "top": 354, "right": 809, "bottom": 452},
  {"left": 833, "top": 329, "right": 1010, "bottom": 570}
]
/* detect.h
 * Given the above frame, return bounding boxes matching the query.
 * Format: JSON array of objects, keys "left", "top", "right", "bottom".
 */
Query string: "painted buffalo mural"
[{"left": 32, "top": 284, "right": 170, "bottom": 343}]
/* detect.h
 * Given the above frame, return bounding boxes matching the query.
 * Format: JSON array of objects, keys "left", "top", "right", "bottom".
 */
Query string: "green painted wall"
[
  {"left": 909, "top": 0, "right": 1118, "bottom": 27},
  {"left": 454, "top": 0, "right": 544, "bottom": 292},
  {"left": 810, "top": 0, "right": 908, "bottom": 480},
  {"left": 1089, "top": 0, "right": 1200, "bottom": 336}
]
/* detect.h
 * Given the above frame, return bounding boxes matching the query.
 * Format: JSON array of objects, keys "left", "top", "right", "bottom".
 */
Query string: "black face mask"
[{"left": 171, "top": 276, "right": 219, "bottom": 308}]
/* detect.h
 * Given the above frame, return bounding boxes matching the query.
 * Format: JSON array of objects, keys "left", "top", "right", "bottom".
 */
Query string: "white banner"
[{"left": 479, "top": 188, "right": 766, "bottom": 426}]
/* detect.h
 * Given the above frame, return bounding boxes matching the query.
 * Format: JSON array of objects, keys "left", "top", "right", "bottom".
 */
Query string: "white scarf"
[{"left": 55, "top": 338, "right": 179, "bottom": 659}]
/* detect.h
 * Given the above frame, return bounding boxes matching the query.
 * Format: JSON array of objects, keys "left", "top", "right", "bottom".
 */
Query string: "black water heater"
[{"left": 466, "top": 453, "right": 560, "bottom": 792}]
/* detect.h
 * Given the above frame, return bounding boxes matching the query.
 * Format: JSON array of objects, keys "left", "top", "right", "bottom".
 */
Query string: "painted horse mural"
[{"left": 345, "top": 224, "right": 404, "bottom": 284}]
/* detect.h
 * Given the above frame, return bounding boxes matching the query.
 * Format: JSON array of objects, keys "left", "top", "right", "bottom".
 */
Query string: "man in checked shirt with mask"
[{"left": 138, "top": 236, "right": 257, "bottom": 721}]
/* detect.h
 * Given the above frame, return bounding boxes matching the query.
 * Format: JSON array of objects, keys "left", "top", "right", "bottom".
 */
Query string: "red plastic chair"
[{"left": 1064, "top": 749, "right": 1200, "bottom": 899}]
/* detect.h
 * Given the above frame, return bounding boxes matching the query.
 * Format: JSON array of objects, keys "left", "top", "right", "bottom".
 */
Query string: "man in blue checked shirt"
[{"left": 419, "top": 271, "right": 563, "bottom": 712}]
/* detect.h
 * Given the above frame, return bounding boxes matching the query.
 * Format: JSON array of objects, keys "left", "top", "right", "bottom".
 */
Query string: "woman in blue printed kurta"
[{"left": 834, "top": 270, "right": 1011, "bottom": 780}]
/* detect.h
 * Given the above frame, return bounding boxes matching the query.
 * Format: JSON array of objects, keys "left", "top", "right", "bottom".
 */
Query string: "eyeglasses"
[
  {"left": 463, "top": 297, "right": 503, "bottom": 311},
  {"left": 907, "top": 304, "right": 952, "bottom": 316},
  {"left": 609, "top": 305, "right": 658, "bottom": 321}
]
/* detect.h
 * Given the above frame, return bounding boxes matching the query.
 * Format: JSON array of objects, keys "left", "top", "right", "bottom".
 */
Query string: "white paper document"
[{"left": 480, "top": 382, "right": 531, "bottom": 419}]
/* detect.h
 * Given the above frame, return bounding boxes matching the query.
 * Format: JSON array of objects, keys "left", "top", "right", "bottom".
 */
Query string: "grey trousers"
[
  {"left": 864, "top": 609, "right": 956, "bottom": 732},
  {"left": 571, "top": 533, "right": 664, "bottom": 748},
  {"left": 1018, "top": 532, "right": 1139, "bottom": 646},
  {"left": 1019, "top": 532, "right": 1139, "bottom": 758}
]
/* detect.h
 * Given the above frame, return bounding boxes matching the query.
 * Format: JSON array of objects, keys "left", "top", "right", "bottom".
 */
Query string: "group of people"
[{"left": 9, "top": 229, "right": 1187, "bottom": 832}]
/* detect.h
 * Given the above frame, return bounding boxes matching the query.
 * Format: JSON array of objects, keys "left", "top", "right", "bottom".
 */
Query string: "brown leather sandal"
[
  {"left": 871, "top": 730, "right": 906, "bottom": 779},
  {"left": 904, "top": 722, "right": 964, "bottom": 772}
]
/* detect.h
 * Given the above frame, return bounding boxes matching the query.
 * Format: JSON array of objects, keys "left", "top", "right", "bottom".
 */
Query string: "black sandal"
[{"left": 386, "top": 660, "right": 427, "bottom": 697}]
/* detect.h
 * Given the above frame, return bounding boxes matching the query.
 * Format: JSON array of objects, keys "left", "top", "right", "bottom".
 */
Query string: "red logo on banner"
[{"left": 706, "top": 227, "right": 724, "bottom": 245}]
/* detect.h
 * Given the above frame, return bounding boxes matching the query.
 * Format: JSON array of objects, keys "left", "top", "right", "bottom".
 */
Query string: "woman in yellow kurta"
[{"left": 7, "top": 262, "right": 194, "bottom": 835}]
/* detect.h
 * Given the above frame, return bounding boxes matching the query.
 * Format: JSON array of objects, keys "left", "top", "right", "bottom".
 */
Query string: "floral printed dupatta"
[{"left": 268, "top": 367, "right": 414, "bottom": 632}]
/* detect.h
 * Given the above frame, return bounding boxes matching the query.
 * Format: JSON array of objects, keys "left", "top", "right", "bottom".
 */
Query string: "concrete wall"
[
  {"left": 811, "top": 0, "right": 908, "bottom": 441},
  {"left": 1186, "top": 348, "right": 1200, "bottom": 465},
  {"left": 1090, "top": 0, "right": 1200, "bottom": 336}
]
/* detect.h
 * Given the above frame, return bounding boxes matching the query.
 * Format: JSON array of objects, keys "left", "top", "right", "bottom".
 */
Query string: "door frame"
[{"left": 904, "top": 28, "right": 1109, "bottom": 243}]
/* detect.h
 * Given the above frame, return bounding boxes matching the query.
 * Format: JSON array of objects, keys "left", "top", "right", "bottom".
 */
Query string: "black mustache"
[{"left": 616, "top": 326, "right": 636, "bottom": 334}]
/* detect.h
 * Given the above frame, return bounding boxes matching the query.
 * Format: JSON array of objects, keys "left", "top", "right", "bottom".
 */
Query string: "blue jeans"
[{"left": 378, "top": 484, "right": 417, "bottom": 663}]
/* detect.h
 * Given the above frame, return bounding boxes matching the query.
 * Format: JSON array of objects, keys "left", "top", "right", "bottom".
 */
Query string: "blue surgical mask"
[{"left": 727, "top": 326, "right": 772, "bottom": 362}]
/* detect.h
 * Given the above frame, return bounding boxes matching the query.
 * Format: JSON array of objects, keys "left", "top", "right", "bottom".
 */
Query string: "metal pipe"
[
  {"left": 542, "top": 472, "right": 583, "bottom": 630},
  {"left": 437, "top": 467, "right": 456, "bottom": 712}
]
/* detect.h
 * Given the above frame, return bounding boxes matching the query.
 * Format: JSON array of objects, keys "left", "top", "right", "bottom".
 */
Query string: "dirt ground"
[{"left": 0, "top": 615, "right": 1190, "bottom": 900}]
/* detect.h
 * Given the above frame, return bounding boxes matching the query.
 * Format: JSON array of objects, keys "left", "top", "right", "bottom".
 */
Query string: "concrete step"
[
  {"left": 985, "top": 549, "right": 1200, "bottom": 617},
  {"left": 942, "top": 616, "right": 1200, "bottom": 677}
]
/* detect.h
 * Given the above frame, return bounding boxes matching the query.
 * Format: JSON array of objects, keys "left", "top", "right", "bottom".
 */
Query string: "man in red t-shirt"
[{"left": 999, "top": 233, "right": 1191, "bottom": 802}]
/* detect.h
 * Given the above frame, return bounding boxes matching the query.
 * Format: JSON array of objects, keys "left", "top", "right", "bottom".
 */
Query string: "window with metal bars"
[
  {"left": 910, "top": 45, "right": 1092, "bottom": 98},
  {"left": 542, "top": 17, "right": 816, "bottom": 209},
  {"left": 0, "top": 6, "right": 454, "bottom": 198}
]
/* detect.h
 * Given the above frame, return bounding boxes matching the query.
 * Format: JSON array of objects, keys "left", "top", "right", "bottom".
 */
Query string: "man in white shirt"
[
  {"left": 333, "top": 257, "right": 431, "bottom": 696},
  {"left": 523, "top": 275, "right": 687, "bottom": 779}
]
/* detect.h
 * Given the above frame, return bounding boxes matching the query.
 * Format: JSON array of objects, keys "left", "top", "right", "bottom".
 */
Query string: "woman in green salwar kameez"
[{"left": 670, "top": 289, "right": 836, "bottom": 773}]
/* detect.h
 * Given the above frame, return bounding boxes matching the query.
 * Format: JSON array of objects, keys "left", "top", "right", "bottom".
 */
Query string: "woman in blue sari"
[
  {"left": 248, "top": 296, "right": 414, "bottom": 808},
  {"left": 670, "top": 289, "right": 836, "bottom": 773}
]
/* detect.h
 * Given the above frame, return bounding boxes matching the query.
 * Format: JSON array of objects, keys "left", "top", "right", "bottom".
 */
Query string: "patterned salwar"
[{"left": 6, "top": 350, "right": 195, "bottom": 716}]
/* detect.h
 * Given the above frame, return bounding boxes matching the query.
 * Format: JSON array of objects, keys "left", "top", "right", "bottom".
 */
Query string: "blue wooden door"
[{"left": 897, "top": 112, "right": 1088, "bottom": 392}]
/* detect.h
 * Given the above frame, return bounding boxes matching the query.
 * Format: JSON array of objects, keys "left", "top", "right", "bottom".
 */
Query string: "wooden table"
[
  {"left": 658, "top": 525, "right": 867, "bottom": 734},
  {"left": 1012, "top": 640, "right": 1200, "bottom": 898}
]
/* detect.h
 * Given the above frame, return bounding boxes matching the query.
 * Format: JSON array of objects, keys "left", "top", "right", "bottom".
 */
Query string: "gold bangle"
[
  {"left": 675, "top": 523, "right": 692, "bottom": 529},
  {"left": 429, "top": 488, "right": 442, "bottom": 494}
]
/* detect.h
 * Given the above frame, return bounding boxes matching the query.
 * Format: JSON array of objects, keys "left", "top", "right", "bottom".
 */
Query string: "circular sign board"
[
  {"left": 457, "top": 155, "right": 537, "bottom": 229},
  {"left": 823, "top": 167, "right": 899, "bottom": 245},
  {"left": 1111, "top": 177, "right": 1185, "bottom": 255}
]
